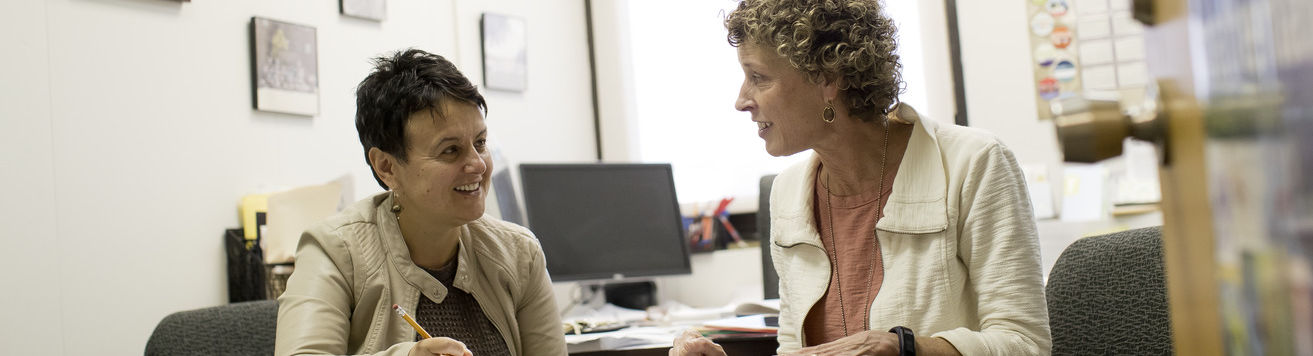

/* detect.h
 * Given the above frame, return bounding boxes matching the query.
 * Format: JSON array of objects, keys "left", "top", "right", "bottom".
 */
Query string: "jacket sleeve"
[
  {"left": 931, "top": 142, "right": 1052, "bottom": 356},
  {"left": 275, "top": 225, "right": 414, "bottom": 356},
  {"left": 515, "top": 237, "right": 568, "bottom": 355}
]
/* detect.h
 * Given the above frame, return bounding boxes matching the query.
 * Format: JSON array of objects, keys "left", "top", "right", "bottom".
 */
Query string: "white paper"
[
  {"left": 1112, "top": 11, "right": 1143, "bottom": 35},
  {"left": 1117, "top": 61, "right": 1149, "bottom": 87},
  {"left": 1083, "top": 64, "right": 1118, "bottom": 90},
  {"left": 1061, "top": 164, "right": 1108, "bottom": 222},
  {"left": 1080, "top": 39, "right": 1115, "bottom": 65},
  {"left": 702, "top": 314, "right": 778, "bottom": 332},
  {"left": 1077, "top": 16, "right": 1112, "bottom": 39},
  {"left": 1077, "top": 0, "right": 1109, "bottom": 15},
  {"left": 1114, "top": 37, "right": 1146, "bottom": 61},
  {"left": 1110, "top": 0, "right": 1131, "bottom": 11},
  {"left": 1022, "top": 164, "right": 1057, "bottom": 219},
  {"left": 1124, "top": 139, "right": 1161, "bottom": 182}
]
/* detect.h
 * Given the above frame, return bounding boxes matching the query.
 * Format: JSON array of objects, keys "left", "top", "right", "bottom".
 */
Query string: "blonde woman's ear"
[
  {"left": 819, "top": 74, "right": 843, "bottom": 98},
  {"left": 886, "top": 102, "right": 912, "bottom": 125}
]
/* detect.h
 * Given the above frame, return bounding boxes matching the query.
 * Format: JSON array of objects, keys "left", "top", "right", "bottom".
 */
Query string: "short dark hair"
[{"left": 355, "top": 48, "right": 487, "bottom": 189}]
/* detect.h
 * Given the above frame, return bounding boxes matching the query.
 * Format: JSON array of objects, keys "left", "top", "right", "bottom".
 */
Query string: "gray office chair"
[
  {"left": 144, "top": 300, "right": 278, "bottom": 356},
  {"left": 1045, "top": 226, "right": 1172, "bottom": 355}
]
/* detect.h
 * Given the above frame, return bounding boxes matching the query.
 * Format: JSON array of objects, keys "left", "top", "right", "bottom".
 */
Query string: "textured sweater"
[{"left": 414, "top": 258, "right": 511, "bottom": 355}]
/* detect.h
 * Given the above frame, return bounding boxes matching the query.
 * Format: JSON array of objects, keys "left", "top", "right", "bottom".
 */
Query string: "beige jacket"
[
  {"left": 769, "top": 106, "right": 1051, "bottom": 355},
  {"left": 275, "top": 192, "right": 566, "bottom": 356}
]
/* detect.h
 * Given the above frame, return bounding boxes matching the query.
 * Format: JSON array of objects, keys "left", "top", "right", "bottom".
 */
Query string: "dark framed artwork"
[
  {"left": 250, "top": 17, "right": 319, "bottom": 116},
  {"left": 480, "top": 13, "right": 528, "bottom": 92},
  {"left": 340, "top": 0, "right": 386, "bottom": 21}
]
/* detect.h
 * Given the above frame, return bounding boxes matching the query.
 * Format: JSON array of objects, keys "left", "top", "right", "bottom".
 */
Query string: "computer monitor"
[{"left": 518, "top": 163, "right": 692, "bottom": 282}]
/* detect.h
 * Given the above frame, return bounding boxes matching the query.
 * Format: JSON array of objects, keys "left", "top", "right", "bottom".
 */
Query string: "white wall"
[
  {"left": 0, "top": 0, "right": 595, "bottom": 354},
  {"left": 0, "top": 0, "right": 62, "bottom": 353},
  {"left": 955, "top": 0, "right": 1068, "bottom": 189},
  {"left": 452, "top": 0, "right": 597, "bottom": 164}
]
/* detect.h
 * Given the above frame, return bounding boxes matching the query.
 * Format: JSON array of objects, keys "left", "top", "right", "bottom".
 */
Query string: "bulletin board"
[{"left": 1027, "top": 0, "right": 1149, "bottom": 120}]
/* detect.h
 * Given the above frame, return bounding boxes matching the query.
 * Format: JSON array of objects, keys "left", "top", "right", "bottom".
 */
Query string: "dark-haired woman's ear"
[{"left": 368, "top": 147, "right": 401, "bottom": 190}]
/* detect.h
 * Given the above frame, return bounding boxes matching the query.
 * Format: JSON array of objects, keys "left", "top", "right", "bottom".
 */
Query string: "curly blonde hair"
[{"left": 726, "top": 0, "right": 903, "bottom": 120}]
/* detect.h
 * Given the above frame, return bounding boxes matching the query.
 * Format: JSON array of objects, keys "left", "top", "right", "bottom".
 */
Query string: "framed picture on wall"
[
  {"left": 480, "top": 13, "right": 528, "bottom": 92},
  {"left": 250, "top": 17, "right": 319, "bottom": 116},
  {"left": 340, "top": 0, "right": 386, "bottom": 21}
]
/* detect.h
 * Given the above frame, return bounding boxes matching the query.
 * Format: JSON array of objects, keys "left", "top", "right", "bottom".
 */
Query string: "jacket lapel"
[
  {"left": 770, "top": 156, "right": 824, "bottom": 249},
  {"left": 876, "top": 105, "right": 950, "bottom": 234}
]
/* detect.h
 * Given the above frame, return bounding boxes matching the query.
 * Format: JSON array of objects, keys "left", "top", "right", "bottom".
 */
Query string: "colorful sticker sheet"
[{"left": 1025, "top": 0, "right": 1148, "bottom": 120}]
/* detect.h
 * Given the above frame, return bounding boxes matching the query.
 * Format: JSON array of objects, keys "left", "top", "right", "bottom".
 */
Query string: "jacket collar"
[
  {"left": 773, "top": 104, "right": 949, "bottom": 248},
  {"left": 374, "top": 192, "right": 475, "bottom": 303}
]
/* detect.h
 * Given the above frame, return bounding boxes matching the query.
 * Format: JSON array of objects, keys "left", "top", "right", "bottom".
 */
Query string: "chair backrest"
[
  {"left": 1045, "top": 226, "right": 1171, "bottom": 355},
  {"left": 144, "top": 300, "right": 278, "bottom": 356},
  {"left": 759, "top": 174, "right": 778, "bottom": 299}
]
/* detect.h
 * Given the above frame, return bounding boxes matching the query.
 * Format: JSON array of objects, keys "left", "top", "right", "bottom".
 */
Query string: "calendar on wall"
[{"left": 1027, "top": 0, "right": 1149, "bottom": 120}]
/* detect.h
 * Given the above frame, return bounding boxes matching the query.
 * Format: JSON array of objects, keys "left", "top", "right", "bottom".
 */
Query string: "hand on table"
[
  {"left": 781, "top": 330, "right": 899, "bottom": 356},
  {"left": 408, "top": 337, "right": 473, "bottom": 356},
  {"left": 669, "top": 328, "right": 726, "bottom": 356}
]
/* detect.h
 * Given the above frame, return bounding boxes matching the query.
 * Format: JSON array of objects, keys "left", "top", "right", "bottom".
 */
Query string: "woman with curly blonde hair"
[{"left": 670, "top": 1, "right": 1051, "bottom": 355}]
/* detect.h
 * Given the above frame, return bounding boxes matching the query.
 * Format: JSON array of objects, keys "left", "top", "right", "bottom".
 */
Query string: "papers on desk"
[
  {"left": 702, "top": 314, "right": 778, "bottom": 333},
  {"left": 564, "top": 326, "right": 681, "bottom": 353},
  {"left": 561, "top": 300, "right": 782, "bottom": 353}
]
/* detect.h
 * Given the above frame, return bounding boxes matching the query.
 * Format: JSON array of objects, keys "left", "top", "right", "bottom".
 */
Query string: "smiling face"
[
  {"left": 376, "top": 101, "right": 492, "bottom": 228},
  {"left": 734, "top": 42, "right": 830, "bottom": 157}
]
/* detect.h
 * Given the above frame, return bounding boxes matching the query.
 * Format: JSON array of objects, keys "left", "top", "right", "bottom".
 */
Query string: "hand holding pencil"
[{"left": 394, "top": 304, "right": 474, "bottom": 356}]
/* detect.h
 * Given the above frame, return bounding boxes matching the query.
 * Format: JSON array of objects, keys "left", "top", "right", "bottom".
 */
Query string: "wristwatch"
[{"left": 888, "top": 326, "right": 915, "bottom": 356}]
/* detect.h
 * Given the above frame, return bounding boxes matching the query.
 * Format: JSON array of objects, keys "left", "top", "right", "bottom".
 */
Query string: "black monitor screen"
[{"left": 518, "top": 163, "right": 691, "bottom": 282}]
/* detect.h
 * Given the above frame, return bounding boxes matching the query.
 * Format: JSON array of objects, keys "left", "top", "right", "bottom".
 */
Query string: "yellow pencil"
[{"left": 393, "top": 304, "right": 432, "bottom": 339}]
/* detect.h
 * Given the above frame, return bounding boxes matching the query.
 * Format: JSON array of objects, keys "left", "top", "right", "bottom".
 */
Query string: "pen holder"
[
  {"left": 225, "top": 228, "right": 267, "bottom": 303},
  {"left": 685, "top": 215, "right": 736, "bottom": 253},
  {"left": 225, "top": 228, "right": 296, "bottom": 302}
]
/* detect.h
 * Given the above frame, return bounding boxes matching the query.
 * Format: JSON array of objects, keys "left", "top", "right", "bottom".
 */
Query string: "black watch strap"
[{"left": 888, "top": 326, "right": 916, "bottom": 356}]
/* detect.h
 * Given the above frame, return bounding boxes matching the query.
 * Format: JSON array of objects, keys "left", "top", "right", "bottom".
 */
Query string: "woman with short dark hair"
[{"left": 276, "top": 48, "right": 566, "bottom": 356}]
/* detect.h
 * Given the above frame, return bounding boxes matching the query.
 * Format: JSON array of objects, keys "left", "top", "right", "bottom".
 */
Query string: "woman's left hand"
[
  {"left": 781, "top": 330, "right": 900, "bottom": 356},
  {"left": 668, "top": 328, "right": 726, "bottom": 356}
]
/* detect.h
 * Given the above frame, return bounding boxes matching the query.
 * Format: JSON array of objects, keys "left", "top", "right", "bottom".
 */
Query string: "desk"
[{"left": 570, "top": 333, "right": 778, "bottom": 356}]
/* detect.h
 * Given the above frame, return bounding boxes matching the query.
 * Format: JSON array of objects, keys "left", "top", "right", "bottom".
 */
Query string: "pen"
[{"left": 393, "top": 304, "right": 433, "bottom": 339}]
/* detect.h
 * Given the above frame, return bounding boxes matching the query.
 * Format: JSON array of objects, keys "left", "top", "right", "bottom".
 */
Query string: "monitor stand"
[
  {"left": 602, "top": 280, "right": 656, "bottom": 310},
  {"left": 566, "top": 279, "right": 658, "bottom": 313}
]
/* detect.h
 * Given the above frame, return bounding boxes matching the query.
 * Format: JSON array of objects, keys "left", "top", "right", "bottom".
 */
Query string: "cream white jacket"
[{"left": 769, "top": 106, "right": 1051, "bottom": 355}]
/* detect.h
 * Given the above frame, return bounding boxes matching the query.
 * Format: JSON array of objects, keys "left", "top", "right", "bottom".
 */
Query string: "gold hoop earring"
[{"left": 822, "top": 104, "right": 836, "bottom": 123}]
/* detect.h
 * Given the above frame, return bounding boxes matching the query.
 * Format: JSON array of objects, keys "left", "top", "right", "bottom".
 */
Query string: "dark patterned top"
[{"left": 414, "top": 258, "right": 511, "bottom": 355}]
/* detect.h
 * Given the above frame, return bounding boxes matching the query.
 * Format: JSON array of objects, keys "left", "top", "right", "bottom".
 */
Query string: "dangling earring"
[
  {"left": 822, "top": 103, "right": 836, "bottom": 123},
  {"left": 390, "top": 192, "right": 403, "bottom": 215}
]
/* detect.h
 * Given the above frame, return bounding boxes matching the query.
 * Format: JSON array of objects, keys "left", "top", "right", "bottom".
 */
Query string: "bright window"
[{"left": 625, "top": 0, "right": 930, "bottom": 206}]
